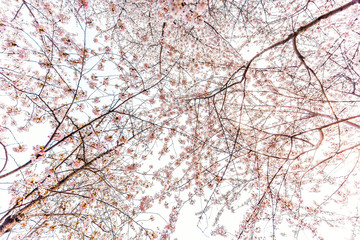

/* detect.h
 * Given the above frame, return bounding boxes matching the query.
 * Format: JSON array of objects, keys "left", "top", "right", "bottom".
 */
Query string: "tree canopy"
[{"left": 1, "top": 0, "right": 360, "bottom": 239}]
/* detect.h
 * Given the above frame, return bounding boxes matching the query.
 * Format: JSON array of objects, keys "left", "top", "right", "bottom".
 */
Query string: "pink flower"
[
  {"left": 78, "top": 0, "right": 89, "bottom": 9},
  {"left": 36, "top": 25, "right": 46, "bottom": 34},
  {"left": 92, "top": 107, "right": 100, "bottom": 115},
  {"left": 72, "top": 159, "right": 82, "bottom": 168},
  {"left": 97, "top": 63, "right": 104, "bottom": 71},
  {"left": 13, "top": 145, "right": 26, "bottom": 152},
  {"left": 112, "top": 116, "right": 121, "bottom": 123},
  {"left": 104, "top": 135, "right": 113, "bottom": 142},
  {"left": 61, "top": 37, "right": 72, "bottom": 46}
]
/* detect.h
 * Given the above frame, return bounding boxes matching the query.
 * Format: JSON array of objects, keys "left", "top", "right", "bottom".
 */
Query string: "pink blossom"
[
  {"left": 92, "top": 107, "right": 100, "bottom": 115},
  {"left": 78, "top": 0, "right": 89, "bottom": 9},
  {"left": 36, "top": 25, "right": 46, "bottom": 34},
  {"left": 97, "top": 63, "right": 104, "bottom": 71},
  {"left": 104, "top": 135, "right": 113, "bottom": 142},
  {"left": 72, "top": 159, "right": 82, "bottom": 168},
  {"left": 13, "top": 145, "right": 26, "bottom": 152},
  {"left": 112, "top": 116, "right": 121, "bottom": 123}
]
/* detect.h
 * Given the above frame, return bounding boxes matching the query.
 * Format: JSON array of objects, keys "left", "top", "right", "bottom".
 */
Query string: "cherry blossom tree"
[{"left": 1, "top": 0, "right": 360, "bottom": 239}]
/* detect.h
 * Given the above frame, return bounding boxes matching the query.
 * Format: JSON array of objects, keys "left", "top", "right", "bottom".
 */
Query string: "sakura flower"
[
  {"left": 92, "top": 106, "right": 100, "bottom": 115},
  {"left": 78, "top": 0, "right": 89, "bottom": 9},
  {"left": 112, "top": 115, "right": 121, "bottom": 123},
  {"left": 36, "top": 25, "right": 46, "bottom": 34},
  {"left": 97, "top": 63, "right": 104, "bottom": 70},
  {"left": 13, "top": 145, "right": 26, "bottom": 152},
  {"left": 104, "top": 135, "right": 113, "bottom": 142},
  {"left": 72, "top": 159, "right": 82, "bottom": 168}
]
